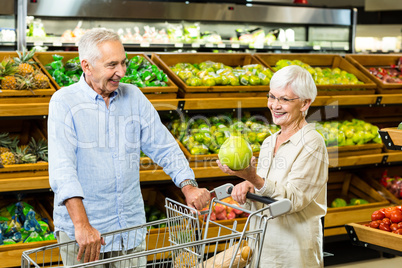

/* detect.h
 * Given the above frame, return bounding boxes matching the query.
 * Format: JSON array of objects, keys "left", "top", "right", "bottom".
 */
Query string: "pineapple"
[
  {"left": 16, "top": 74, "right": 37, "bottom": 94},
  {"left": 0, "top": 59, "right": 18, "bottom": 90},
  {"left": 0, "top": 133, "right": 13, "bottom": 154},
  {"left": 0, "top": 151, "right": 16, "bottom": 165},
  {"left": 28, "top": 138, "right": 48, "bottom": 162},
  {"left": 33, "top": 72, "right": 50, "bottom": 89},
  {"left": 13, "top": 147, "right": 36, "bottom": 164},
  {"left": 14, "top": 47, "right": 36, "bottom": 77}
]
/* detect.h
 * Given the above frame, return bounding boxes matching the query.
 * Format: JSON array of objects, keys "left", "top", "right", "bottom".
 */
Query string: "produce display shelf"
[
  {"left": 345, "top": 222, "right": 402, "bottom": 256},
  {"left": 379, "top": 127, "right": 402, "bottom": 151},
  {"left": 0, "top": 97, "right": 50, "bottom": 117}
]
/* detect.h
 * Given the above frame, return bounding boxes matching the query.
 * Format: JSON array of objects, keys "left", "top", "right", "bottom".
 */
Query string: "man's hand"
[
  {"left": 65, "top": 197, "right": 106, "bottom": 263},
  {"left": 75, "top": 223, "right": 106, "bottom": 263},
  {"left": 181, "top": 185, "right": 211, "bottom": 210}
]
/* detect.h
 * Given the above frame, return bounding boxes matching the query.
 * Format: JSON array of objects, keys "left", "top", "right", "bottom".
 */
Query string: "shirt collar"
[{"left": 79, "top": 74, "right": 119, "bottom": 103}]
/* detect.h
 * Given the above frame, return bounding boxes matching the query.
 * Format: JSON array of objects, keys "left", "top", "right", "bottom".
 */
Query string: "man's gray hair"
[
  {"left": 270, "top": 65, "right": 317, "bottom": 103},
  {"left": 78, "top": 28, "right": 121, "bottom": 65}
]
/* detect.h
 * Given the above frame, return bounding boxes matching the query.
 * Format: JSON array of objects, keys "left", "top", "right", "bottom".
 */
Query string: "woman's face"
[{"left": 267, "top": 86, "right": 306, "bottom": 129}]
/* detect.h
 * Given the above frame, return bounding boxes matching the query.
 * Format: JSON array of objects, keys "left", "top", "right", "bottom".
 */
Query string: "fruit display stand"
[
  {"left": 0, "top": 198, "right": 56, "bottom": 268},
  {"left": 34, "top": 52, "right": 179, "bottom": 99},
  {"left": 345, "top": 222, "right": 402, "bottom": 256},
  {"left": 151, "top": 52, "right": 270, "bottom": 98},
  {"left": 378, "top": 127, "right": 402, "bottom": 151},
  {"left": 254, "top": 53, "right": 377, "bottom": 95},
  {"left": 0, "top": 119, "right": 48, "bottom": 188},
  {"left": 345, "top": 54, "right": 402, "bottom": 94},
  {"left": 325, "top": 172, "right": 390, "bottom": 237}
]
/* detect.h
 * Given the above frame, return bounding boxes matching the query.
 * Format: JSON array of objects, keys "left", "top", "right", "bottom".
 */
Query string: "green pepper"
[
  {"left": 52, "top": 54, "right": 64, "bottom": 61},
  {"left": 50, "top": 60, "right": 63, "bottom": 70},
  {"left": 134, "top": 80, "right": 145, "bottom": 88},
  {"left": 151, "top": 65, "right": 159, "bottom": 73}
]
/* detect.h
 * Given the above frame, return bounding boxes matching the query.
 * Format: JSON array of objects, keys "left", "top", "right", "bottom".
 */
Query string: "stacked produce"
[
  {"left": 45, "top": 54, "right": 169, "bottom": 88},
  {"left": 0, "top": 201, "right": 55, "bottom": 245},
  {"left": 315, "top": 119, "right": 382, "bottom": 147},
  {"left": 273, "top": 59, "right": 364, "bottom": 86},
  {"left": 168, "top": 114, "right": 279, "bottom": 155},
  {"left": 367, "top": 57, "right": 402, "bottom": 84},
  {"left": 380, "top": 170, "right": 402, "bottom": 199},
  {"left": 199, "top": 197, "right": 249, "bottom": 222},
  {"left": 0, "top": 48, "right": 50, "bottom": 92},
  {"left": 367, "top": 206, "right": 402, "bottom": 234},
  {"left": 170, "top": 61, "right": 274, "bottom": 86},
  {"left": 0, "top": 133, "right": 48, "bottom": 166},
  {"left": 331, "top": 197, "right": 369, "bottom": 208}
]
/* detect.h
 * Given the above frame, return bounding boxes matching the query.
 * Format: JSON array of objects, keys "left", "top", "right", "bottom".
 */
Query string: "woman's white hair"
[
  {"left": 270, "top": 65, "right": 317, "bottom": 103},
  {"left": 78, "top": 28, "right": 121, "bottom": 66}
]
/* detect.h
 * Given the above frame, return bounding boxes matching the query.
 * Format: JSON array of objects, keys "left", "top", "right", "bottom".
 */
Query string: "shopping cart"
[{"left": 22, "top": 183, "right": 291, "bottom": 268}]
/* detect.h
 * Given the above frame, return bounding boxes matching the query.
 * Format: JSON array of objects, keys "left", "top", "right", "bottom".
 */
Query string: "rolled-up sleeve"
[{"left": 48, "top": 97, "right": 84, "bottom": 206}]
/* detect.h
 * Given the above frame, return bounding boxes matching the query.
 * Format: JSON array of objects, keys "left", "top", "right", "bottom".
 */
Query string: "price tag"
[
  {"left": 344, "top": 46, "right": 349, "bottom": 51},
  {"left": 140, "top": 42, "right": 150, "bottom": 47},
  {"left": 174, "top": 43, "right": 183, "bottom": 48},
  {"left": 191, "top": 43, "right": 200, "bottom": 48},
  {"left": 231, "top": 44, "right": 240, "bottom": 49},
  {"left": 313, "top": 45, "right": 321, "bottom": 50},
  {"left": 217, "top": 44, "right": 225, "bottom": 48},
  {"left": 53, "top": 41, "right": 62, "bottom": 47},
  {"left": 34, "top": 41, "right": 43, "bottom": 46},
  {"left": 254, "top": 44, "right": 264, "bottom": 49},
  {"left": 281, "top": 45, "right": 290, "bottom": 50},
  {"left": 205, "top": 43, "right": 214, "bottom": 48}
]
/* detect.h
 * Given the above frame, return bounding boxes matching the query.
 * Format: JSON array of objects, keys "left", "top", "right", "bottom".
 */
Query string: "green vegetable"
[
  {"left": 331, "top": 198, "right": 347, "bottom": 208},
  {"left": 398, "top": 122, "right": 402, "bottom": 130}
]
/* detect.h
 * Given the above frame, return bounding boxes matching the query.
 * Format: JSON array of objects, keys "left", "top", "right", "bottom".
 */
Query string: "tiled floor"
[{"left": 328, "top": 256, "right": 402, "bottom": 267}]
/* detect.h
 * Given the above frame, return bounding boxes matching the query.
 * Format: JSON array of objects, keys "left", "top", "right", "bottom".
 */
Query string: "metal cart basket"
[{"left": 22, "top": 183, "right": 291, "bottom": 268}]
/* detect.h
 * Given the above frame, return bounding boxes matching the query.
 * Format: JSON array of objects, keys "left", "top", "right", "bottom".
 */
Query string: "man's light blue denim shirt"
[{"left": 48, "top": 75, "right": 194, "bottom": 251}]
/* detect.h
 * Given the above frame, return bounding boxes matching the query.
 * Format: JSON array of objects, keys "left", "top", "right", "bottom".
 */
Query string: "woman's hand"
[{"left": 231, "top": 181, "right": 255, "bottom": 205}]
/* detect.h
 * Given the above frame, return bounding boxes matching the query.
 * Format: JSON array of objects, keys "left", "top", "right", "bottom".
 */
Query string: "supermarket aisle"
[{"left": 328, "top": 256, "right": 402, "bottom": 267}]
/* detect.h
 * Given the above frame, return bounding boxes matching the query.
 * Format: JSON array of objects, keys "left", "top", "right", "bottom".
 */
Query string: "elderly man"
[{"left": 48, "top": 28, "right": 210, "bottom": 266}]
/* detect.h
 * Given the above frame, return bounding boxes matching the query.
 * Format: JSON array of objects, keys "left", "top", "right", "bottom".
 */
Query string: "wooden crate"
[
  {"left": 0, "top": 119, "right": 48, "bottom": 176},
  {"left": 324, "top": 172, "right": 390, "bottom": 237},
  {"left": 254, "top": 53, "right": 377, "bottom": 95},
  {"left": 0, "top": 198, "right": 56, "bottom": 268},
  {"left": 151, "top": 52, "right": 270, "bottom": 97},
  {"left": 327, "top": 143, "right": 383, "bottom": 158},
  {"left": 346, "top": 54, "right": 402, "bottom": 94},
  {"left": 379, "top": 127, "right": 402, "bottom": 150},
  {"left": 0, "top": 52, "right": 57, "bottom": 98},
  {"left": 346, "top": 222, "right": 402, "bottom": 253},
  {"left": 34, "top": 52, "right": 178, "bottom": 99}
]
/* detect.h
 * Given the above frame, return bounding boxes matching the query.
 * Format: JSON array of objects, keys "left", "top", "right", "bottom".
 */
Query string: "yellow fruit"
[
  {"left": 0, "top": 152, "right": 16, "bottom": 165},
  {"left": 1, "top": 76, "right": 16, "bottom": 89},
  {"left": 34, "top": 73, "right": 50, "bottom": 88},
  {"left": 18, "top": 63, "right": 35, "bottom": 76},
  {"left": 0, "top": 147, "right": 10, "bottom": 154}
]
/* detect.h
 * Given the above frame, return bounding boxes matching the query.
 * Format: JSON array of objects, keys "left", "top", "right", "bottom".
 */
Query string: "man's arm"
[
  {"left": 65, "top": 197, "right": 105, "bottom": 263},
  {"left": 180, "top": 180, "right": 211, "bottom": 210}
]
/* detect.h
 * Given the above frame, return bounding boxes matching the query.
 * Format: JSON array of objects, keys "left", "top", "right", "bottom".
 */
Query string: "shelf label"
[
  {"left": 205, "top": 43, "right": 214, "bottom": 48},
  {"left": 281, "top": 45, "right": 290, "bottom": 49},
  {"left": 191, "top": 43, "right": 200, "bottom": 48},
  {"left": 53, "top": 41, "right": 62, "bottom": 47},
  {"left": 254, "top": 44, "right": 264, "bottom": 49},
  {"left": 33, "top": 41, "right": 43, "bottom": 46},
  {"left": 217, "top": 44, "right": 225, "bottom": 48},
  {"left": 313, "top": 45, "right": 321, "bottom": 50},
  {"left": 231, "top": 44, "right": 240, "bottom": 48},
  {"left": 140, "top": 42, "right": 150, "bottom": 47},
  {"left": 174, "top": 43, "right": 183, "bottom": 48}
]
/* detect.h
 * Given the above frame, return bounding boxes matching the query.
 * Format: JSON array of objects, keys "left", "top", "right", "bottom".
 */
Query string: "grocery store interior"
[{"left": 1, "top": 0, "right": 402, "bottom": 267}]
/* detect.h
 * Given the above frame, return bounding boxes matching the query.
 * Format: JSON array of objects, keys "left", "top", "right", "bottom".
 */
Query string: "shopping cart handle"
[{"left": 227, "top": 186, "right": 277, "bottom": 204}]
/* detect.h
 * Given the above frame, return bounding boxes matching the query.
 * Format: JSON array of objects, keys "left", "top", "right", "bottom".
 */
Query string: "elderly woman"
[{"left": 217, "top": 65, "right": 328, "bottom": 267}]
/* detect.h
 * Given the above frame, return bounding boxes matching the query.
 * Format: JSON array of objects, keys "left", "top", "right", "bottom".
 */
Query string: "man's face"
[{"left": 84, "top": 40, "right": 127, "bottom": 96}]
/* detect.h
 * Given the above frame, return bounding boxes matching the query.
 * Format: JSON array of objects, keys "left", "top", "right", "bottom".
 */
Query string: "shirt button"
[{"left": 113, "top": 153, "right": 117, "bottom": 158}]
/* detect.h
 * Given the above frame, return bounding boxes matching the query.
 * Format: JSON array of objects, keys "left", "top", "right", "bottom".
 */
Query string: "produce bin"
[
  {"left": 345, "top": 222, "right": 402, "bottom": 256},
  {"left": 379, "top": 127, "right": 402, "bottom": 151},
  {"left": 0, "top": 52, "right": 57, "bottom": 98},
  {"left": 254, "top": 53, "right": 377, "bottom": 95},
  {"left": 0, "top": 119, "right": 48, "bottom": 176},
  {"left": 151, "top": 52, "right": 270, "bottom": 98},
  {"left": 0, "top": 198, "right": 56, "bottom": 268},
  {"left": 345, "top": 54, "right": 402, "bottom": 94},
  {"left": 34, "top": 52, "right": 179, "bottom": 99},
  {"left": 326, "top": 143, "right": 383, "bottom": 158},
  {"left": 325, "top": 172, "right": 390, "bottom": 237}
]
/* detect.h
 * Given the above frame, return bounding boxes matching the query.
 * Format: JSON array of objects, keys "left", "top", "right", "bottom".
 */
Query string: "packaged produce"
[{"left": 45, "top": 54, "right": 82, "bottom": 87}]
